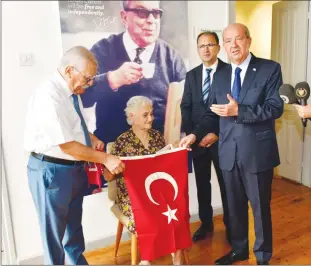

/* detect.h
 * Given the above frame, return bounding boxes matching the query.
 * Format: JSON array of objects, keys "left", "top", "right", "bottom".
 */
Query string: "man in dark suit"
[
  {"left": 181, "top": 31, "right": 230, "bottom": 243},
  {"left": 180, "top": 23, "right": 284, "bottom": 265}
]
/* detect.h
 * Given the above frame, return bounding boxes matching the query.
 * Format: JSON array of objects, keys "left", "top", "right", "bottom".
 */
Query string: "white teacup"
[{"left": 141, "top": 63, "right": 155, "bottom": 79}]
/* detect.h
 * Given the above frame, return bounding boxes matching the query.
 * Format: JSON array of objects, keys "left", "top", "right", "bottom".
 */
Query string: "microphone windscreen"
[
  {"left": 279, "top": 84, "right": 297, "bottom": 104},
  {"left": 294, "top": 81, "right": 310, "bottom": 101}
]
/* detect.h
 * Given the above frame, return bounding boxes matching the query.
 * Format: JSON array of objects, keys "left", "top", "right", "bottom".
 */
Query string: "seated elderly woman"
[{"left": 107, "top": 96, "right": 182, "bottom": 265}]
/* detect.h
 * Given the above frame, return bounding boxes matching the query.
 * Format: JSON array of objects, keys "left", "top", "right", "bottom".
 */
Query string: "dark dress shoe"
[
  {"left": 215, "top": 251, "right": 249, "bottom": 265},
  {"left": 257, "top": 261, "right": 269, "bottom": 265},
  {"left": 192, "top": 223, "right": 214, "bottom": 242}
]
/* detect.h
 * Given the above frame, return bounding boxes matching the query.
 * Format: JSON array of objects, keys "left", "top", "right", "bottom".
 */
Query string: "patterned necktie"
[
  {"left": 232, "top": 67, "right": 242, "bottom": 101},
  {"left": 202, "top": 68, "right": 212, "bottom": 103},
  {"left": 134, "top": 47, "right": 145, "bottom": 64},
  {"left": 72, "top": 94, "right": 92, "bottom": 147}
]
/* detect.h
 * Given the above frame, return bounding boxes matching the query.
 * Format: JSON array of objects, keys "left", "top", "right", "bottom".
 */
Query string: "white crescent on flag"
[{"left": 144, "top": 172, "right": 178, "bottom": 206}]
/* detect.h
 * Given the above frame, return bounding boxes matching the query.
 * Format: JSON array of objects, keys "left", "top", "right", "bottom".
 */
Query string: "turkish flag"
[{"left": 122, "top": 148, "right": 192, "bottom": 261}]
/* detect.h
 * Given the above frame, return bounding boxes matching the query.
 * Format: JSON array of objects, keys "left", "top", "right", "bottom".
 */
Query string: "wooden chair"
[
  {"left": 108, "top": 179, "right": 138, "bottom": 265},
  {"left": 106, "top": 142, "right": 139, "bottom": 265}
]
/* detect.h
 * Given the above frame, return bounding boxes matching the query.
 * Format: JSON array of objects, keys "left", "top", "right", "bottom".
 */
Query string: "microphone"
[
  {"left": 294, "top": 81, "right": 310, "bottom": 127},
  {"left": 279, "top": 84, "right": 297, "bottom": 104}
]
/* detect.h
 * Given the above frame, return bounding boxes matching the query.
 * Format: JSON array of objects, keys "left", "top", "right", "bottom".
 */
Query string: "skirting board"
[{"left": 18, "top": 207, "right": 223, "bottom": 265}]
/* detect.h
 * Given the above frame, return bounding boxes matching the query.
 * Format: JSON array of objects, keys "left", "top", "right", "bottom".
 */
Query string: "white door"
[{"left": 271, "top": 1, "right": 309, "bottom": 182}]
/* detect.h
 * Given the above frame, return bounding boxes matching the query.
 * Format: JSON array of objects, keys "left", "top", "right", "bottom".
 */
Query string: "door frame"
[
  {"left": 271, "top": 0, "right": 309, "bottom": 183},
  {"left": 301, "top": 0, "right": 311, "bottom": 187},
  {"left": 1, "top": 143, "right": 17, "bottom": 264}
]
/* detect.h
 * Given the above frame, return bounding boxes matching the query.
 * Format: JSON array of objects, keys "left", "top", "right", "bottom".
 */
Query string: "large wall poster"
[{"left": 59, "top": 1, "right": 190, "bottom": 194}]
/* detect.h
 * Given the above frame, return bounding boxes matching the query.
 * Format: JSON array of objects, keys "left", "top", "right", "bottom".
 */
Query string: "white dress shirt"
[
  {"left": 24, "top": 71, "right": 88, "bottom": 160},
  {"left": 123, "top": 31, "right": 155, "bottom": 63},
  {"left": 230, "top": 52, "right": 252, "bottom": 90},
  {"left": 202, "top": 59, "right": 218, "bottom": 88}
]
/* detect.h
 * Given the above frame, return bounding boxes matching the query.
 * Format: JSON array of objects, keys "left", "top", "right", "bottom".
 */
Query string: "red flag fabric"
[
  {"left": 122, "top": 148, "right": 192, "bottom": 261},
  {"left": 85, "top": 163, "right": 103, "bottom": 188}
]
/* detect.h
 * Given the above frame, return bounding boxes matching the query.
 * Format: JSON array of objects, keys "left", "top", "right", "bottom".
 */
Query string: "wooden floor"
[{"left": 85, "top": 178, "right": 311, "bottom": 265}]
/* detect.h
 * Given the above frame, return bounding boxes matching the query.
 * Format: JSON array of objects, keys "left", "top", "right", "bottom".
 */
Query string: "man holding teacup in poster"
[{"left": 81, "top": 0, "right": 187, "bottom": 147}]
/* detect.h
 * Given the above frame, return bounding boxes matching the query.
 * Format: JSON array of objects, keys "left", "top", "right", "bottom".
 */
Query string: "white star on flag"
[{"left": 162, "top": 205, "right": 178, "bottom": 224}]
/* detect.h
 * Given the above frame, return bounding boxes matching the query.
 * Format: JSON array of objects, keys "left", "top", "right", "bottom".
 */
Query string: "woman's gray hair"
[
  {"left": 124, "top": 96, "right": 153, "bottom": 125},
  {"left": 59, "top": 46, "right": 98, "bottom": 73}
]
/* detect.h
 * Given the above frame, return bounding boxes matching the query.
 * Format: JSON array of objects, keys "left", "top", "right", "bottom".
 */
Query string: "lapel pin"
[{"left": 253, "top": 68, "right": 256, "bottom": 72}]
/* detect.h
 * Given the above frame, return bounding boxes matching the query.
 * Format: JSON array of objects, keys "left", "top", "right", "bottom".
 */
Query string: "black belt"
[{"left": 31, "top": 152, "right": 85, "bottom": 166}]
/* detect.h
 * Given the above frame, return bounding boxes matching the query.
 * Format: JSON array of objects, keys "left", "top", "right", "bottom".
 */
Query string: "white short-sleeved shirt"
[{"left": 24, "top": 71, "right": 87, "bottom": 160}]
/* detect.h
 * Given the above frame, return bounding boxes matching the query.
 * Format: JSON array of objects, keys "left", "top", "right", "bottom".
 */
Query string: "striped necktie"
[
  {"left": 134, "top": 47, "right": 145, "bottom": 64},
  {"left": 72, "top": 94, "right": 92, "bottom": 147},
  {"left": 202, "top": 68, "right": 212, "bottom": 103}
]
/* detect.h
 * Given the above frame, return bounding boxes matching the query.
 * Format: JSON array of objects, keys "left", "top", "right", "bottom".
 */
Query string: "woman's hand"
[
  {"left": 101, "top": 166, "right": 116, "bottom": 181},
  {"left": 293, "top": 104, "right": 311, "bottom": 119}
]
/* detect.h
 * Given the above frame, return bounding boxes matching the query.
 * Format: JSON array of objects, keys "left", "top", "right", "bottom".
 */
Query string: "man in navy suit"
[
  {"left": 180, "top": 23, "right": 284, "bottom": 265},
  {"left": 181, "top": 31, "right": 230, "bottom": 243}
]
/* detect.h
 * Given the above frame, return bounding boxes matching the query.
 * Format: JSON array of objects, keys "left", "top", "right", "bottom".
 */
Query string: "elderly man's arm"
[
  {"left": 89, "top": 133, "right": 104, "bottom": 151},
  {"left": 37, "top": 91, "right": 124, "bottom": 175},
  {"left": 59, "top": 141, "right": 124, "bottom": 175}
]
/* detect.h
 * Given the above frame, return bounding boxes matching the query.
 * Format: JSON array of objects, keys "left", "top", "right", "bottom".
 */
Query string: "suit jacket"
[
  {"left": 181, "top": 59, "right": 227, "bottom": 157},
  {"left": 193, "top": 54, "right": 284, "bottom": 173}
]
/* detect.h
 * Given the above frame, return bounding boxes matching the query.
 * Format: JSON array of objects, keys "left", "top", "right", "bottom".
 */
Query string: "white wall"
[
  {"left": 2, "top": 1, "right": 231, "bottom": 263},
  {"left": 187, "top": 1, "right": 232, "bottom": 68},
  {"left": 2, "top": 1, "right": 64, "bottom": 262}
]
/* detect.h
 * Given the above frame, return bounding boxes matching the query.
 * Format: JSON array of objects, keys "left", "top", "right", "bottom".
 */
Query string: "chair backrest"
[{"left": 106, "top": 142, "right": 117, "bottom": 202}]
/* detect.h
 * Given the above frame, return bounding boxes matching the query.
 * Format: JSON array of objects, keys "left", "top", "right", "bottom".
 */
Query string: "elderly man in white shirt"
[{"left": 24, "top": 46, "right": 125, "bottom": 265}]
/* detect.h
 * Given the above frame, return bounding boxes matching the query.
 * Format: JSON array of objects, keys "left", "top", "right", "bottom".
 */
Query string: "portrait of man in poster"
[{"left": 59, "top": 0, "right": 189, "bottom": 191}]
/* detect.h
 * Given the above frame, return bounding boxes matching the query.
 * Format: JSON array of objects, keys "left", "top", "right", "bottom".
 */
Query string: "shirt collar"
[
  {"left": 231, "top": 52, "right": 252, "bottom": 72},
  {"left": 54, "top": 70, "right": 72, "bottom": 97},
  {"left": 203, "top": 59, "right": 218, "bottom": 72},
  {"left": 123, "top": 31, "right": 155, "bottom": 54}
]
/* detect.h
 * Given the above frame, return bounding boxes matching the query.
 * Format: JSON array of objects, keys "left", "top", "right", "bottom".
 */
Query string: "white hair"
[
  {"left": 223, "top": 23, "right": 251, "bottom": 40},
  {"left": 124, "top": 96, "right": 153, "bottom": 125},
  {"left": 58, "top": 46, "right": 97, "bottom": 73}
]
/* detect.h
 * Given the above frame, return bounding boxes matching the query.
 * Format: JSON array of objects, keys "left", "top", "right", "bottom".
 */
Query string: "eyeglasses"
[
  {"left": 198, "top": 44, "right": 218, "bottom": 50},
  {"left": 72, "top": 66, "right": 96, "bottom": 87},
  {"left": 124, "top": 8, "right": 163, "bottom": 19}
]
